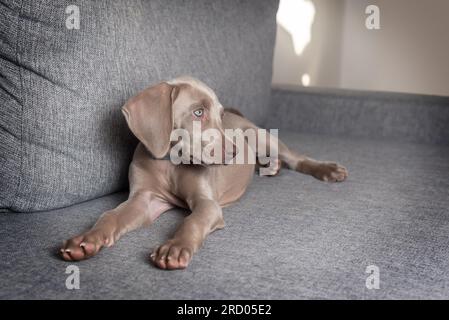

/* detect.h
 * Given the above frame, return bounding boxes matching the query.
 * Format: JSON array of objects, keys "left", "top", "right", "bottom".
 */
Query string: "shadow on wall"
[{"left": 272, "top": 0, "right": 345, "bottom": 89}]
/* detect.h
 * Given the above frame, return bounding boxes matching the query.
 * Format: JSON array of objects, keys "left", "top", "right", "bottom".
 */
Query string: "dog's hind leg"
[
  {"left": 275, "top": 137, "right": 348, "bottom": 182},
  {"left": 223, "top": 111, "right": 348, "bottom": 181}
]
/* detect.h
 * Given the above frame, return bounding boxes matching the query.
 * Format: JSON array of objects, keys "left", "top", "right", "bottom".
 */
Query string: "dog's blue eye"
[{"left": 193, "top": 109, "right": 204, "bottom": 117}]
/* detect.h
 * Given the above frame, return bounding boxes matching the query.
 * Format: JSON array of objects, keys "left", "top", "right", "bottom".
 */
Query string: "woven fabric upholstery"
[{"left": 0, "top": 0, "right": 278, "bottom": 212}]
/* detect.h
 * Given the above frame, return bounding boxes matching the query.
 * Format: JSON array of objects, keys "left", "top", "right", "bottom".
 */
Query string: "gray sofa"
[{"left": 1, "top": 0, "right": 449, "bottom": 299}]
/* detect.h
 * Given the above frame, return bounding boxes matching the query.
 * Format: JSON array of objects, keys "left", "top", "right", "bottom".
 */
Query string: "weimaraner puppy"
[{"left": 60, "top": 76, "right": 348, "bottom": 269}]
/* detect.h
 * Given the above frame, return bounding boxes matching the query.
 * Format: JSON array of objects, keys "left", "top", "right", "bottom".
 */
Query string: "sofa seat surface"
[{"left": 1, "top": 132, "right": 449, "bottom": 299}]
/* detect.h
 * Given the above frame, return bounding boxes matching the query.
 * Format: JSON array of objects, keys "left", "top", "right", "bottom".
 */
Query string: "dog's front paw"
[
  {"left": 60, "top": 230, "right": 114, "bottom": 261},
  {"left": 150, "top": 240, "right": 194, "bottom": 270},
  {"left": 313, "top": 162, "right": 348, "bottom": 182}
]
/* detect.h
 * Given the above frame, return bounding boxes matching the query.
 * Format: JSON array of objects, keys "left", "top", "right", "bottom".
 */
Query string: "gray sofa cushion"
[
  {"left": 2, "top": 132, "right": 449, "bottom": 299},
  {"left": 269, "top": 86, "right": 449, "bottom": 145},
  {"left": 0, "top": 0, "right": 278, "bottom": 212}
]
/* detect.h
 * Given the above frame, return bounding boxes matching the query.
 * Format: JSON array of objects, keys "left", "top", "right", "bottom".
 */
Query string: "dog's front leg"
[
  {"left": 151, "top": 198, "right": 224, "bottom": 270},
  {"left": 60, "top": 191, "right": 172, "bottom": 261}
]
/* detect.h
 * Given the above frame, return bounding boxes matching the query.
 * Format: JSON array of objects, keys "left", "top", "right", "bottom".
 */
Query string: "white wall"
[
  {"left": 272, "top": 0, "right": 449, "bottom": 96},
  {"left": 272, "top": 0, "right": 345, "bottom": 88}
]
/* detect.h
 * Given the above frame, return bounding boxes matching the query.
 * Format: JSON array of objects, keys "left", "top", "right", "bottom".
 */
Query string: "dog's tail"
[{"left": 224, "top": 107, "right": 244, "bottom": 117}]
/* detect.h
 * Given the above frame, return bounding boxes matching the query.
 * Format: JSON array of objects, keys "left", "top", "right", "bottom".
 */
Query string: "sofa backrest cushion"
[{"left": 0, "top": 0, "right": 278, "bottom": 212}]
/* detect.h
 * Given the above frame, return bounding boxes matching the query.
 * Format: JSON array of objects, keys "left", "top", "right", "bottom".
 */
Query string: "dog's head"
[{"left": 122, "top": 76, "right": 237, "bottom": 164}]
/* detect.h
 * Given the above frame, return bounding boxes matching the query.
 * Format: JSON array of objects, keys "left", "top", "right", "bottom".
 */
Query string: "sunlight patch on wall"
[
  {"left": 301, "top": 73, "right": 311, "bottom": 86},
  {"left": 276, "top": 0, "right": 316, "bottom": 56}
]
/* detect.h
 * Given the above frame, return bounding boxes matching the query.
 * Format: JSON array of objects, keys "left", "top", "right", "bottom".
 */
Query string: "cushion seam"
[{"left": 12, "top": 0, "right": 24, "bottom": 211}]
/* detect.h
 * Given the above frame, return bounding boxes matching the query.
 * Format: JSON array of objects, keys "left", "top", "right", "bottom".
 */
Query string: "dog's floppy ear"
[{"left": 122, "top": 82, "right": 178, "bottom": 158}]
